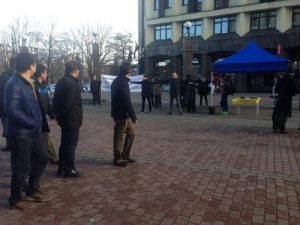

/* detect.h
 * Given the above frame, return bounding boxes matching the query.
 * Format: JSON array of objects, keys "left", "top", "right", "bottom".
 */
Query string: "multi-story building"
[{"left": 138, "top": 0, "right": 300, "bottom": 92}]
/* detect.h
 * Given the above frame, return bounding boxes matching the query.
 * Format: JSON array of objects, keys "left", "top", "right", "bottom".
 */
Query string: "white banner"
[{"left": 101, "top": 74, "right": 143, "bottom": 92}]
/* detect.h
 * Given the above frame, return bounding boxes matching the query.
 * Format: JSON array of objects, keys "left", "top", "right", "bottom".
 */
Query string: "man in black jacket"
[
  {"left": 111, "top": 62, "right": 137, "bottom": 167},
  {"left": 53, "top": 61, "right": 83, "bottom": 177},
  {"left": 165, "top": 72, "right": 182, "bottom": 115},
  {"left": 33, "top": 64, "right": 58, "bottom": 164},
  {"left": 90, "top": 75, "right": 101, "bottom": 105},
  {"left": 273, "top": 72, "right": 297, "bottom": 133},
  {"left": 131, "top": 74, "right": 152, "bottom": 112},
  {"left": 5, "top": 52, "right": 49, "bottom": 210},
  {"left": 0, "top": 56, "right": 14, "bottom": 151}
]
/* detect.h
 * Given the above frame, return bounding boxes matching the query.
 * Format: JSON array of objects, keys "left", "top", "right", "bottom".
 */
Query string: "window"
[
  {"left": 154, "top": 0, "right": 159, "bottom": 10},
  {"left": 166, "top": 0, "right": 172, "bottom": 8},
  {"left": 260, "top": 0, "right": 276, "bottom": 2},
  {"left": 183, "top": 21, "right": 202, "bottom": 37},
  {"left": 155, "top": 24, "right": 172, "bottom": 40},
  {"left": 215, "top": 0, "right": 228, "bottom": 9},
  {"left": 250, "top": 11, "right": 276, "bottom": 30},
  {"left": 182, "top": 0, "right": 188, "bottom": 6},
  {"left": 293, "top": 8, "right": 300, "bottom": 27},
  {"left": 214, "top": 16, "right": 236, "bottom": 34},
  {"left": 197, "top": 0, "right": 203, "bottom": 11}
]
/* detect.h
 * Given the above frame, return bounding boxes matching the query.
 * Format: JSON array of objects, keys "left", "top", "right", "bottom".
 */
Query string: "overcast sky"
[{"left": 0, "top": 0, "right": 138, "bottom": 41}]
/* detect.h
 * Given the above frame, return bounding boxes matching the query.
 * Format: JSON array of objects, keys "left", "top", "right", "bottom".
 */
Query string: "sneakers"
[
  {"left": 25, "top": 190, "right": 52, "bottom": 202},
  {"left": 9, "top": 200, "right": 36, "bottom": 210},
  {"left": 113, "top": 159, "right": 127, "bottom": 167},
  {"left": 220, "top": 111, "right": 229, "bottom": 115}
]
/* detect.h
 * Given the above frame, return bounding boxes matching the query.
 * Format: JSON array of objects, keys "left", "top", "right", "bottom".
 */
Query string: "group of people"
[
  {"left": 0, "top": 52, "right": 85, "bottom": 210},
  {"left": 0, "top": 54, "right": 137, "bottom": 210},
  {"left": 1, "top": 51, "right": 298, "bottom": 211},
  {"left": 132, "top": 72, "right": 211, "bottom": 115}
]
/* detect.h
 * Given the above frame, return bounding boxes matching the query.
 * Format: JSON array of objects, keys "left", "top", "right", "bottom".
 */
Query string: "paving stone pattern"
[{"left": 0, "top": 93, "right": 300, "bottom": 225}]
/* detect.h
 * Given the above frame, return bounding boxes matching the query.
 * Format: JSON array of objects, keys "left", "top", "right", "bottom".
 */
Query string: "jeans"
[
  {"left": 58, "top": 128, "right": 80, "bottom": 172},
  {"left": 113, "top": 118, "right": 135, "bottom": 161},
  {"left": 169, "top": 95, "right": 182, "bottom": 114},
  {"left": 220, "top": 94, "right": 228, "bottom": 112},
  {"left": 92, "top": 92, "right": 100, "bottom": 105},
  {"left": 8, "top": 134, "right": 48, "bottom": 206}
]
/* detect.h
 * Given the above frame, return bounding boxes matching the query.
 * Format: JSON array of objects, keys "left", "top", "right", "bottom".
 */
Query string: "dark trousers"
[
  {"left": 200, "top": 94, "right": 208, "bottom": 106},
  {"left": 169, "top": 95, "right": 182, "bottom": 113},
  {"left": 273, "top": 108, "right": 288, "bottom": 132},
  {"left": 92, "top": 92, "right": 100, "bottom": 105},
  {"left": 8, "top": 135, "right": 48, "bottom": 206},
  {"left": 141, "top": 96, "right": 152, "bottom": 112},
  {"left": 220, "top": 94, "right": 228, "bottom": 112},
  {"left": 154, "top": 95, "right": 161, "bottom": 108},
  {"left": 59, "top": 128, "right": 79, "bottom": 172},
  {"left": 113, "top": 118, "right": 135, "bottom": 161},
  {"left": 187, "top": 97, "right": 196, "bottom": 112}
]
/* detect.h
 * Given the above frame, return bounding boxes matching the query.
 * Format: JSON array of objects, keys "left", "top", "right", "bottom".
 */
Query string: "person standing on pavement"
[
  {"left": 111, "top": 62, "right": 137, "bottom": 167},
  {"left": 162, "top": 72, "right": 182, "bottom": 115},
  {"left": 90, "top": 75, "right": 101, "bottom": 105},
  {"left": 273, "top": 72, "right": 297, "bottom": 133},
  {"left": 131, "top": 74, "right": 152, "bottom": 113},
  {"left": 198, "top": 76, "right": 210, "bottom": 107},
  {"left": 186, "top": 74, "right": 197, "bottom": 113},
  {"left": 5, "top": 52, "right": 50, "bottom": 210},
  {"left": 220, "top": 74, "right": 235, "bottom": 115},
  {"left": 33, "top": 64, "right": 58, "bottom": 164},
  {"left": 0, "top": 56, "right": 15, "bottom": 152},
  {"left": 153, "top": 81, "right": 162, "bottom": 109},
  {"left": 53, "top": 61, "right": 83, "bottom": 177}
]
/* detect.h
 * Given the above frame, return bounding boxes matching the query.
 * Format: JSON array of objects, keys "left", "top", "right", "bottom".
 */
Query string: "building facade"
[{"left": 138, "top": 0, "right": 300, "bottom": 92}]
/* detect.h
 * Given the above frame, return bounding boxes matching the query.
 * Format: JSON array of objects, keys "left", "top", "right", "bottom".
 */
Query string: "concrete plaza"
[{"left": 0, "top": 92, "right": 300, "bottom": 225}]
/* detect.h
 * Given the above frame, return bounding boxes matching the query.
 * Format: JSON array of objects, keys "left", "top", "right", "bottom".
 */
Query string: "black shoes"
[
  {"left": 113, "top": 160, "right": 127, "bottom": 167},
  {"left": 123, "top": 158, "right": 136, "bottom": 163},
  {"left": 57, "top": 169, "right": 83, "bottom": 178},
  {"left": 64, "top": 169, "right": 84, "bottom": 178}
]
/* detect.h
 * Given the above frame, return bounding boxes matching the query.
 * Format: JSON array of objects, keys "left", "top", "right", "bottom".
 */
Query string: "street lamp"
[
  {"left": 183, "top": 21, "right": 192, "bottom": 36},
  {"left": 183, "top": 21, "right": 193, "bottom": 77}
]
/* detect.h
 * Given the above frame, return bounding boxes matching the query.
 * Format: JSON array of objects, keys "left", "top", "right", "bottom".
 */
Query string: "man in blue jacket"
[
  {"left": 111, "top": 62, "right": 137, "bottom": 167},
  {"left": 5, "top": 52, "right": 49, "bottom": 210}
]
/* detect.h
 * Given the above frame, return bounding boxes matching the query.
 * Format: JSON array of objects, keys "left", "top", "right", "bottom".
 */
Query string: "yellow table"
[{"left": 232, "top": 98, "right": 261, "bottom": 116}]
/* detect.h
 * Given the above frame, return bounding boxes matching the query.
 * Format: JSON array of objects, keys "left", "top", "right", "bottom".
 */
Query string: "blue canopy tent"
[
  {"left": 213, "top": 42, "right": 288, "bottom": 73},
  {"left": 209, "top": 42, "right": 289, "bottom": 110}
]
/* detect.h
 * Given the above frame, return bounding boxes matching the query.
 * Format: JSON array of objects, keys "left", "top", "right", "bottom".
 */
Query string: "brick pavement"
[{"left": 0, "top": 92, "right": 300, "bottom": 225}]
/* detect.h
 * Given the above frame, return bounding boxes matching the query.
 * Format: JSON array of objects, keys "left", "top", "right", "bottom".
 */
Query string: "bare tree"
[
  {"left": 70, "top": 25, "right": 116, "bottom": 80},
  {"left": 110, "top": 32, "right": 134, "bottom": 64}
]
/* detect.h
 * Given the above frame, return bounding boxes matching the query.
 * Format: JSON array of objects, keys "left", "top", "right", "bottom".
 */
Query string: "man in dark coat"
[
  {"left": 166, "top": 72, "right": 182, "bottom": 115},
  {"left": 273, "top": 72, "right": 297, "bottom": 133},
  {"left": 186, "top": 74, "right": 197, "bottom": 113},
  {"left": 90, "top": 75, "right": 101, "bottom": 105},
  {"left": 5, "top": 52, "right": 49, "bottom": 210},
  {"left": 53, "top": 61, "right": 83, "bottom": 177},
  {"left": 0, "top": 56, "right": 15, "bottom": 151},
  {"left": 33, "top": 64, "right": 58, "bottom": 164},
  {"left": 131, "top": 74, "right": 152, "bottom": 112},
  {"left": 111, "top": 62, "right": 137, "bottom": 167}
]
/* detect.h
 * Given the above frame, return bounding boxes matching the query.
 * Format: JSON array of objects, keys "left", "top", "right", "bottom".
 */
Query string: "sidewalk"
[{"left": 0, "top": 93, "right": 300, "bottom": 225}]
